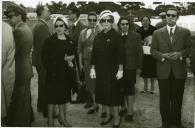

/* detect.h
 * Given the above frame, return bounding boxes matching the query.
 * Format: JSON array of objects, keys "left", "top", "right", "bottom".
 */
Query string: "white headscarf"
[
  {"left": 53, "top": 15, "right": 68, "bottom": 28},
  {"left": 99, "top": 10, "right": 120, "bottom": 24}
]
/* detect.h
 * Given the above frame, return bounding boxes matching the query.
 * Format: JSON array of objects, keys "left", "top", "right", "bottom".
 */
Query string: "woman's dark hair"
[
  {"left": 88, "top": 12, "right": 97, "bottom": 20},
  {"left": 117, "top": 16, "right": 130, "bottom": 29},
  {"left": 55, "top": 18, "right": 68, "bottom": 29},
  {"left": 141, "top": 16, "right": 151, "bottom": 23}
]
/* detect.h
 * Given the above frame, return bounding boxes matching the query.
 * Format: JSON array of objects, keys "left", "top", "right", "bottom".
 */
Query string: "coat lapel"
[
  {"left": 172, "top": 26, "right": 181, "bottom": 46},
  {"left": 162, "top": 26, "right": 172, "bottom": 47}
]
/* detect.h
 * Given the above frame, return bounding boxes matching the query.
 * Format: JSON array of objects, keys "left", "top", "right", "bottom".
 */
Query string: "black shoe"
[
  {"left": 84, "top": 103, "right": 93, "bottom": 108},
  {"left": 119, "top": 109, "right": 127, "bottom": 116},
  {"left": 113, "top": 118, "right": 121, "bottom": 128},
  {"left": 159, "top": 124, "right": 168, "bottom": 128},
  {"left": 87, "top": 106, "right": 99, "bottom": 114},
  {"left": 100, "top": 115, "right": 113, "bottom": 126},
  {"left": 101, "top": 112, "right": 107, "bottom": 118},
  {"left": 125, "top": 114, "right": 133, "bottom": 122}
]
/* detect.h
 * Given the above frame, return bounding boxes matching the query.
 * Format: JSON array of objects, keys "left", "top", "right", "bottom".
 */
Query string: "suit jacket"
[
  {"left": 32, "top": 19, "right": 51, "bottom": 68},
  {"left": 190, "top": 37, "right": 195, "bottom": 75},
  {"left": 14, "top": 22, "right": 33, "bottom": 79},
  {"left": 69, "top": 20, "right": 86, "bottom": 45},
  {"left": 2, "top": 22, "right": 15, "bottom": 117},
  {"left": 124, "top": 31, "right": 143, "bottom": 70},
  {"left": 151, "top": 26, "right": 191, "bottom": 79}
]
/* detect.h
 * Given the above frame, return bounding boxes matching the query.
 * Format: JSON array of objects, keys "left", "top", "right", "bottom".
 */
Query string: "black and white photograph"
[{"left": 1, "top": 0, "right": 195, "bottom": 127}]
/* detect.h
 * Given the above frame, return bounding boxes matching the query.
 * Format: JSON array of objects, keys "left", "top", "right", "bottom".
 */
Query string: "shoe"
[
  {"left": 113, "top": 118, "right": 121, "bottom": 128},
  {"left": 87, "top": 106, "right": 99, "bottom": 114},
  {"left": 84, "top": 103, "right": 93, "bottom": 108},
  {"left": 119, "top": 109, "right": 127, "bottom": 116},
  {"left": 141, "top": 90, "right": 147, "bottom": 93},
  {"left": 150, "top": 91, "right": 154, "bottom": 94},
  {"left": 125, "top": 114, "right": 133, "bottom": 122},
  {"left": 100, "top": 115, "right": 113, "bottom": 126},
  {"left": 58, "top": 119, "right": 72, "bottom": 127},
  {"left": 159, "top": 124, "right": 168, "bottom": 128},
  {"left": 101, "top": 112, "right": 107, "bottom": 118}
]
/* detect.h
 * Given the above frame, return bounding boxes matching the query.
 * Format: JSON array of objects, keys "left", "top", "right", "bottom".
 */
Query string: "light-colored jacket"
[{"left": 1, "top": 22, "right": 15, "bottom": 117}]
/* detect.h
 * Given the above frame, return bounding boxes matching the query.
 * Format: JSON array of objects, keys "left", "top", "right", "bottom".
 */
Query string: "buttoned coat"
[
  {"left": 124, "top": 31, "right": 143, "bottom": 70},
  {"left": 151, "top": 26, "right": 191, "bottom": 79}
]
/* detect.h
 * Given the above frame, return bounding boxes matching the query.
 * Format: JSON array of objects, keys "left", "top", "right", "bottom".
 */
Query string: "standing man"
[
  {"left": 151, "top": 7, "right": 191, "bottom": 128},
  {"left": 156, "top": 12, "right": 167, "bottom": 29},
  {"left": 6, "top": 5, "right": 34, "bottom": 126},
  {"left": 32, "top": 5, "right": 51, "bottom": 117},
  {"left": 1, "top": 21, "right": 15, "bottom": 125},
  {"left": 190, "top": 38, "right": 195, "bottom": 80},
  {"left": 68, "top": 7, "right": 86, "bottom": 103}
]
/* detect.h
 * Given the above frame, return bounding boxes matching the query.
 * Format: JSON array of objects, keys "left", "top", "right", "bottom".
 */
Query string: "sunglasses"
[
  {"left": 88, "top": 19, "right": 97, "bottom": 22},
  {"left": 100, "top": 19, "right": 113, "bottom": 23},
  {"left": 166, "top": 14, "right": 177, "bottom": 18},
  {"left": 54, "top": 24, "right": 64, "bottom": 28},
  {"left": 121, "top": 23, "right": 129, "bottom": 26}
]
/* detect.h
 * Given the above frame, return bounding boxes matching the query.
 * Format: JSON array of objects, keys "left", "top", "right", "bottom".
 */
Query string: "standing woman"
[
  {"left": 78, "top": 12, "right": 100, "bottom": 114},
  {"left": 42, "top": 16, "right": 75, "bottom": 127},
  {"left": 117, "top": 17, "right": 143, "bottom": 121},
  {"left": 137, "top": 16, "right": 157, "bottom": 94},
  {"left": 90, "top": 11, "right": 124, "bottom": 128}
]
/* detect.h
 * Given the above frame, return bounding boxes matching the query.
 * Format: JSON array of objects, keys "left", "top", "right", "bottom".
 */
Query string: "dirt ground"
[{"left": 30, "top": 67, "right": 194, "bottom": 128}]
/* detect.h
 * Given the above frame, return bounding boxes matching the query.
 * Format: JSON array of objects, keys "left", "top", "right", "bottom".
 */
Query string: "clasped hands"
[
  {"left": 64, "top": 54, "right": 75, "bottom": 67},
  {"left": 162, "top": 52, "right": 182, "bottom": 61},
  {"left": 90, "top": 68, "right": 123, "bottom": 80}
]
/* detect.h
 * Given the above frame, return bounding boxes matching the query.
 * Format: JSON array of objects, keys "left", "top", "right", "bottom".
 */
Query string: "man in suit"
[
  {"left": 32, "top": 5, "right": 51, "bottom": 117},
  {"left": 151, "top": 7, "right": 191, "bottom": 128},
  {"left": 68, "top": 7, "right": 87, "bottom": 103},
  {"left": 1, "top": 21, "right": 15, "bottom": 126},
  {"left": 190, "top": 38, "right": 195, "bottom": 80},
  {"left": 156, "top": 12, "right": 167, "bottom": 29},
  {"left": 6, "top": 5, "right": 34, "bottom": 126}
]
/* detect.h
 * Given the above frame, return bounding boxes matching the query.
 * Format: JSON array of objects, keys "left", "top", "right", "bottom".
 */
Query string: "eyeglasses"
[
  {"left": 121, "top": 23, "right": 129, "bottom": 26},
  {"left": 88, "top": 19, "right": 97, "bottom": 22},
  {"left": 54, "top": 24, "right": 64, "bottom": 28},
  {"left": 166, "top": 14, "right": 177, "bottom": 18},
  {"left": 100, "top": 19, "right": 113, "bottom": 23}
]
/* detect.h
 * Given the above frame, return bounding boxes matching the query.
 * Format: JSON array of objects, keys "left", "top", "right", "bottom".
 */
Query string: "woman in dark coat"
[
  {"left": 42, "top": 16, "right": 75, "bottom": 127},
  {"left": 137, "top": 16, "right": 157, "bottom": 94},
  {"left": 90, "top": 11, "right": 124, "bottom": 128}
]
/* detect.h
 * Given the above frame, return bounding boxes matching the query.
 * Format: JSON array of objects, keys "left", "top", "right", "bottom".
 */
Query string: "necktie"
[
  {"left": 72, "top": 25, "right": 76, "bottom": 33},
  {"left": 170, "top": 28, "right": 173, "bottom": 37}
]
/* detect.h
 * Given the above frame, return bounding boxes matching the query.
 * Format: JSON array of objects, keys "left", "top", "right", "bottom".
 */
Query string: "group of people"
[{"left": 2, "top": 3, "right": 195, "bottom": 128}]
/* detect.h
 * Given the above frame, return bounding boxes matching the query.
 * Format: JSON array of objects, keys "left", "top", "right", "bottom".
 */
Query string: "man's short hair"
[
  {"left": 166, "top": 7, "right": 179, "bottom": 17},
  {"left": 88, "top": 12, "right": 97, "bottom": 19},
  {"left": 36, "top": 5, "right": 45, "bottom": 17},
  {"left": 6, "top": 6, "right": 27, "bottom": 22},
  {"left": 68, "top": 7, "right": 80, "bottom": 18}
]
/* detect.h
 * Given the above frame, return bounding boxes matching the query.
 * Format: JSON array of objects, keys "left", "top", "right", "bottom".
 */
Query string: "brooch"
[{"left": 106, "top": 39, "right": 110, "bottom": 42}]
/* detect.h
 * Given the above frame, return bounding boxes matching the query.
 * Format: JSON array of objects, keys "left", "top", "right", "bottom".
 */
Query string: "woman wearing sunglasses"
[
  {"left": 117, "top": 17, "right": 142, "bottom": 122},
  {"left": 42, "top": 16, "right": 75, "bottom": 127},
  {"left": 90, "top": 11, "right": 124, "bottom": 128}
]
